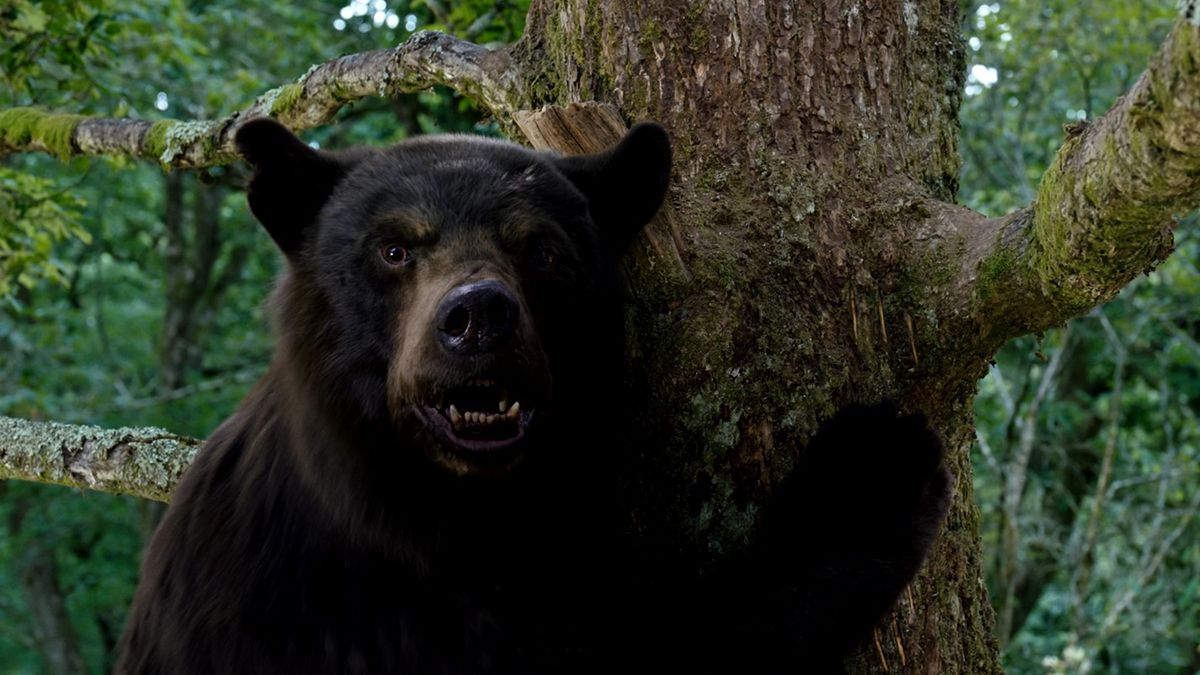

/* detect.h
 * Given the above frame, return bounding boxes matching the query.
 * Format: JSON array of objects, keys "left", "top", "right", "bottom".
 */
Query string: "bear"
[{"left": 114, "top": 117, "right": 951, "bottom": 675}]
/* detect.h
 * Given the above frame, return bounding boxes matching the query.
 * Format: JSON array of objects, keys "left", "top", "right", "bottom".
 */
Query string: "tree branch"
[
  {"left": 965, "top": 16, "right": 1200, "bottom": 339},
  {"left": 0, "top": 31, "right": 522, "bottom": 169},
  {"left": 0, "top": 416, "right": 201, "bottom": 502}
]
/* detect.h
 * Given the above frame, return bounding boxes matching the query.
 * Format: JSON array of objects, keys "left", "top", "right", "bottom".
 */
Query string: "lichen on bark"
[
  {"left": 157, "top": 120, "right": 224, "bottom": 164},
  {"left": 0, "top": 416, "right": 201, "bottom": 503}
]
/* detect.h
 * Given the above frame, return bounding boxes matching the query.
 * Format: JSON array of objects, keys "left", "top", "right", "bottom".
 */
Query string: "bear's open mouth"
[{"left": 416, "top": 378, "right": 534, "bottom": 454}]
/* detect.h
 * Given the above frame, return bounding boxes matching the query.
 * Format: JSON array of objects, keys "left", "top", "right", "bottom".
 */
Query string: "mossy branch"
[
  {"left": 968, "top": 17, "right": 1200, "bottom": 338},
  {"left": 0, "top": 416, "right": 200, "bottom": 502},
  {"left": 0, "top": 31, "right": 522, "bottom": 169}
]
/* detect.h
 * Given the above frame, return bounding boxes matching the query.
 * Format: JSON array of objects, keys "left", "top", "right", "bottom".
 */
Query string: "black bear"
[{"left": 115, "top": 118, "right": 951, "bottom": 674}]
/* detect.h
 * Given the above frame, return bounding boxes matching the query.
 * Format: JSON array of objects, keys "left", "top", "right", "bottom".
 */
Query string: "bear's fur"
[{"left": 115, "top": 119, "right": 951, "bottom": 675}]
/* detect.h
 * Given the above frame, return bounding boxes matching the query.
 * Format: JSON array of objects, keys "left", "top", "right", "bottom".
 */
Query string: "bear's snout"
[{"left": 435, "top": 280, "right": 520, "bottom": 356}]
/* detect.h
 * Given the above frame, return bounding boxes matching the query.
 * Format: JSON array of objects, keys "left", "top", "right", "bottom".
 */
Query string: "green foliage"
[
  {"left": 963, "top": 2, "right": 1200, "bottom": 672},
  {"left": 0, "top": 166, "right": 89, "bottom": 307},
  {"left": 959, "top": 0, "right": 1175, "bottom": 216}
]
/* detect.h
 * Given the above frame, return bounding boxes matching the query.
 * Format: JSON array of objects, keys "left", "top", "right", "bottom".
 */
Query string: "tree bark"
[
  {"left": 0, "top": 31, "right": 522, "bottom": 168},
  {"left": 508, "top": 2, "right": 1000, "bottom": 671},
  {"left": 4, "top": 1, "right": 1200, "bottom": 672},
  {"left": 0, "top": 416, "right": 200, "bottom": 502},
  {"left": 971, "top": 21, "right": 1200, "bottom": 338}
]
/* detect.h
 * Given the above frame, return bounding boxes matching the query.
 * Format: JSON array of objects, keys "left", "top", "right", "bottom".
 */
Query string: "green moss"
[
  {"left": 1029, "top": 138, "right": 1091, "bottom": 312},
  {"left": 638, "top": 19, "right": 662, "bottom": 54},
  {"left": 920, "top": 245, "right": 956, "bottom": 288},
  {"left": 976, "top": 248, "right": 1017, "bottom": 304},
  {"left": 328, "top": 79, "right": 358, "bottom": 103},
  {"left": 142, "top": 118, "right": 226, "bottom": 167},
  {"left": 269, "top": 83, "right": 304, "bottom": 115},
  {"left": 1024, "top": 24, "right": 1200, "bottom": 321},
  {"left": 583, "top": 0, "right": 618, "bottom": 98},
  {"left": 0, "top": 107, "right": 85, "bottom": 159},
  {"left": 143, "top": 120, "right": 175, "bottom": 159},
  {"left": 685, "top": 1, "right": 710, "bottom": 51},
  {"left": 1032, "top": 125, "right": 1168, "bottom": 314},
  {"left": 37, "top": 114, "right": 83, "bottom": 159},
  {"left": 0, "top": 108, "right": 40, "bottom": 146}
]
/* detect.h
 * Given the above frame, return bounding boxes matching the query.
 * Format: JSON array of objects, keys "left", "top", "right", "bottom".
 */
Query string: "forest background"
[{"left": 0, "top": 0, "right": 1196, "bottom": 673}]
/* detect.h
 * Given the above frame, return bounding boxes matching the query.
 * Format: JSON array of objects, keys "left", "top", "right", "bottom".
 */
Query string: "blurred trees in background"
[
  {"left": 0, "top": 0, "right": 1195, "bottom": 672},
  {"left": 961, "top": 1, "right": 1199, "bottom": 672}
]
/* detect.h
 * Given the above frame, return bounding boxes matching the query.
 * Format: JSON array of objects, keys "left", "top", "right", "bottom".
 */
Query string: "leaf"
[{"left": 10, "top": 0, "right": 50, "bottom": 34}]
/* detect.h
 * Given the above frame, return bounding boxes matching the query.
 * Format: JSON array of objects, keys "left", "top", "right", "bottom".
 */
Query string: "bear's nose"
[{"left": 435, "top": 280, "right": 520, "bottom": 355}]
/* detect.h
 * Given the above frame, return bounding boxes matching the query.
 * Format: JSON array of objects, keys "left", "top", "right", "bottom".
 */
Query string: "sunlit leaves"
[
  {"left": 0, "top": 167, "right": 89, "bottom": 306},
  {"left": 6, "top": 1, "right": 49, "bottom": 34}
]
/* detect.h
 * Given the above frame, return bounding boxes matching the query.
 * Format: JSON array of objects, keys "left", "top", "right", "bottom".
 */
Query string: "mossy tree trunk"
[{"left": 511, "top": 1, "right": 997, "bottom": 671}]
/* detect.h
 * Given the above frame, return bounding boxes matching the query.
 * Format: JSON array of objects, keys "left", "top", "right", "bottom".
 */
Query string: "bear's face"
[
  {"left": 235, "top": 120, "right": 671, "bottom": 476},
  {"left": 313, "top": 141, "right": 597, "bottom": 474}
]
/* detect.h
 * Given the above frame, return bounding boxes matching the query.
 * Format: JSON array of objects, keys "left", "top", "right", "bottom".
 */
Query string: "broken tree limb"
[
  {"left": 0, "top": 416, "right": 201, "bottom": 502},
  {"left": 0, "top": 31, "right": 522, "bottom": 169},
  {"left": 514, "top": 103, "right": 690, "bottom": 284}
]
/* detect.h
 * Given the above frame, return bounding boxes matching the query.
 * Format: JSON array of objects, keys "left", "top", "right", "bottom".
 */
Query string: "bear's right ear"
[{"left": 235, "top": 118, "right": 365, "bottom": 255}]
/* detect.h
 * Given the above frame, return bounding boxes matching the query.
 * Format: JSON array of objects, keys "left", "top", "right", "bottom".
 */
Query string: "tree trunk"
[
  {"left": 511, "top": 1, "right": 998, "bottom": 671},
  {"left": 161, "top": 173, "right": 239, "bottom": 393},
  {"left": 5, "top": 488, "right": 89, "bottom": 675},
  {"left": 16, "top": 542, "right": 89, "bottom": 675}
]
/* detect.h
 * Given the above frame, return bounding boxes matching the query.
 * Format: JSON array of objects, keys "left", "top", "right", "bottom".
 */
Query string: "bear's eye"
[
  {"left": 380, "top": 244, "right": 411, "bottom": 267},
  {"left": 531, "top": 243, "right": 556, "bottom": 271}
]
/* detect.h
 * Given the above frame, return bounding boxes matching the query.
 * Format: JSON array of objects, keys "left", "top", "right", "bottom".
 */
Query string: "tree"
[{"left": 2, "top": 0, "right": 1199, "bottom": 671}]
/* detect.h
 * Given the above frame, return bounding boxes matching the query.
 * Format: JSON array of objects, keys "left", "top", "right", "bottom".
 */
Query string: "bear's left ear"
[
  {"left": 553, "top": 122, "right": 672, "bottom": 259},
  {"left": 235, "top": 118, "right": 370, "bottom": 255}
]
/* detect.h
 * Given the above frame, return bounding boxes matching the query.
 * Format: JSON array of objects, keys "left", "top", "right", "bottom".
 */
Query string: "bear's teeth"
[{"left": 448, "top": 406, "right": 519, "bottom": 427}]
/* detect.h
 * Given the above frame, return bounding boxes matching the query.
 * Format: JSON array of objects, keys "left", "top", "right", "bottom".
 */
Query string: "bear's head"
[{"left": 235, "top": 119, "right": 671, "bottom": 478}]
